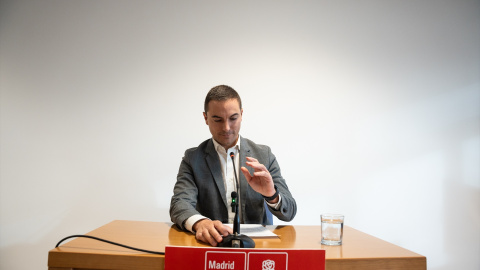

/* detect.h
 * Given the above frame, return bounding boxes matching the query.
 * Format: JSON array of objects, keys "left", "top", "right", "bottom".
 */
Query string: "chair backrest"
[{"left": 264, "top": 201, "right": 274, "bottom": 225}]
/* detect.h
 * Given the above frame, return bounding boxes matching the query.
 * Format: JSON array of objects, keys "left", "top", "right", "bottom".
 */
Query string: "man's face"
[{"left": 203, "top": 98, "right": 243, "bottom": 151}]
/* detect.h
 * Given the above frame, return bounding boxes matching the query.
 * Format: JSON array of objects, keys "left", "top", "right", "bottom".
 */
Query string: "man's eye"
[{"left": 230, "top": 117, "right": 238, "bottom": 121}]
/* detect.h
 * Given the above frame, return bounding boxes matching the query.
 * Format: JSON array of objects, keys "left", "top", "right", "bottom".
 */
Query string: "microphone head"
[
  {"left": 229, "top": 152, "right": 235, "bottom": 158},
  {"left": 231, "top": 191, "right": 237, "bottom": 198}
]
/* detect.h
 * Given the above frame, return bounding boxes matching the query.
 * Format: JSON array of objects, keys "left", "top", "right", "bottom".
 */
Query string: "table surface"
[{"left": 48, "top": 220, "right": 426, "bottom": 270}]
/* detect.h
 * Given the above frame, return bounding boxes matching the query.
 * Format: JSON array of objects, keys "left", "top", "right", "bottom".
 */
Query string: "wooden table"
[{"left": 48, "top": 220, "right": 426, "bottom": 270}]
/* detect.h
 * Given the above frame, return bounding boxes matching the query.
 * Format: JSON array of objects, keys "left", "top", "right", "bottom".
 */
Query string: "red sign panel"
[{"left": 165, "top": 246, "right": 325, "bottom": 270}]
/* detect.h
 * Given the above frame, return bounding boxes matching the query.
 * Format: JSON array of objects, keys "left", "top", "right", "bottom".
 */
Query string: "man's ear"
[{"left": 203, "top": 112, "right": 208, "bottom": 124}]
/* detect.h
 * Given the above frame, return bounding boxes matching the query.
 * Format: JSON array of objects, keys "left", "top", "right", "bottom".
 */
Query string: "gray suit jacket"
[{"left": 170, "top": 136, "right": 297, "bottom": 231}]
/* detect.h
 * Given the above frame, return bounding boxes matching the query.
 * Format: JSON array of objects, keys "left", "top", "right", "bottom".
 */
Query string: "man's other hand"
[{"left": 241, "top": 157, "right": 278, "bottom": 203}]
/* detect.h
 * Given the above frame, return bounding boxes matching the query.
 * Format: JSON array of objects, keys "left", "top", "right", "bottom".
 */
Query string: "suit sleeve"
[
  {"left": 266, "top": 149, "right": 297, "bottom": 222},
  {"left": 169, "top": 150, "right": 201, "bottom": 231}
]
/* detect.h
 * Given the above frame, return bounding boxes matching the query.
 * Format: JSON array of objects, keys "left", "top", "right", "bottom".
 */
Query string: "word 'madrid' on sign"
[{"left": 165, "top": 246, "right": 325, "bottom": 270}]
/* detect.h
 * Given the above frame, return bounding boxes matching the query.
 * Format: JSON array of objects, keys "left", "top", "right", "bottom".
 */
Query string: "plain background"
[{"left": 1, "top": 0, "right": 479, "bottom": 269}]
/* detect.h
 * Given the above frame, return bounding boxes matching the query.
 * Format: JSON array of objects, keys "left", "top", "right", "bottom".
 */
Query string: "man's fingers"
[
  {"left": 196, "top": 229, "right": 215, "bottom": 246},
  {"left": 209, "top": 221, "right": 226, "bottom": 242},
  {"left": 208, "top": 229, "right": 223, "bottom": 245},
  {"left": 245, "top": 160, "right": 267, "bottom": 172},
  {"left": 253, "top": 171, "right": 270, "bottom": 178},
  {"left": 245, "top": 157, "right": 267, "bottom": 173},
  {"left": 213, "top": 221, "right": 233, "bottom": 236},
  {"left": 196, "top": 230, "right": 217, "bottom": 247},
  {"left": 240, "top": 167, "right": 252, "bottom": 180}
]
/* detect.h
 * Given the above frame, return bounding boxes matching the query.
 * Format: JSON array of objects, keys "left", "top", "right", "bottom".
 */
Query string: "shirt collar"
[{"left": 212, "top": 136, "right": 241, "bottom": 153}]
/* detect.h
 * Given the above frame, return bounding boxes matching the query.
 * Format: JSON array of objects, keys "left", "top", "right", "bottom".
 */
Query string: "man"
[{"left": 170, "top": 85, "right": 297, "bottom": 246}]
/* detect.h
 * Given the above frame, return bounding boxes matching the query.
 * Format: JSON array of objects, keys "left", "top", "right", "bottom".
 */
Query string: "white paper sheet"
[{"left": 224, "top": 224, "right": 279, "bottom": 238}]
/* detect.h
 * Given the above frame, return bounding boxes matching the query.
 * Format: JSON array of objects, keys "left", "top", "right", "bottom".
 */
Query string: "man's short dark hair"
[{"left": 204, "top": 85, "right": 242, "bottom": 113}]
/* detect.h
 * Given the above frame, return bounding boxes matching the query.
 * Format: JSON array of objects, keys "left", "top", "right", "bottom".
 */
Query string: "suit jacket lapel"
[{"left": 205, "top": 139, "right": 229, "bottom": 212}]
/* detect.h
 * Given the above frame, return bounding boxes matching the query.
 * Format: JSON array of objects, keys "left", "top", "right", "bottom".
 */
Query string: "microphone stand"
[{"left": 218, "top": 153, "right": 255, "bottom": 248}]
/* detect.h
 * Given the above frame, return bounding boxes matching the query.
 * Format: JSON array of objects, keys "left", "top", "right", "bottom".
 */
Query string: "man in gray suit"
[{"left": 170, "top": 85, "right": 297, "bottom": 246}]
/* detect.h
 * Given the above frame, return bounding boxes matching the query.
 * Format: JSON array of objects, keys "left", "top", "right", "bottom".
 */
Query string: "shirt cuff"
[
  {"left": 265, "top": 194, "right": 282, "bottom": 210},
  {"left": 185, "top": 214, "right": 209, "bottom": 233}
]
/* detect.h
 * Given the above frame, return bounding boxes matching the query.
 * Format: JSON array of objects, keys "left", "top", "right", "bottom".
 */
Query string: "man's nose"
[{"left": 223, "top": 121, "right": 230, "bottom": 131}]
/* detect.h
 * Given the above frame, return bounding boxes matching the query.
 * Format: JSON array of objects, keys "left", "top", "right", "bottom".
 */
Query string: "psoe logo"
[
  {"left": 262, "top": 259, "right": 275, "bottom": 270},
  {"left": 248, "top": 252, "right": 287, "bottom": 270}
]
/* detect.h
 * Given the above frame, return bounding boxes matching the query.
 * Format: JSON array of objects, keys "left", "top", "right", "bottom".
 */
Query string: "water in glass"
[{"left": 321, "top": 218, "right": 343, "bottom": 245}]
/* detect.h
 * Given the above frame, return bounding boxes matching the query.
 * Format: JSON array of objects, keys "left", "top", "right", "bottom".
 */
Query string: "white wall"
[{"left": 1, "top": 0, "right": 479, "bottom": 269}]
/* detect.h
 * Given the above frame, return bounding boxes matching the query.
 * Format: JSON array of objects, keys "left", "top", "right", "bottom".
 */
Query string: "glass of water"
[{"left": 321, "top": 214, "right": 344, "bottom": 245}]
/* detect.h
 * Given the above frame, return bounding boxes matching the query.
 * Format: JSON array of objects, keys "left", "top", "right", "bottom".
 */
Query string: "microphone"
[
  {"left": 230, "top": 152, "right": 241, "bottom": 235},
  {"left": 231, "top": 191, "right": 239, "bottom": 235},
  {"left": 218, "top": 152, "right": 255, "bottom": 248}
]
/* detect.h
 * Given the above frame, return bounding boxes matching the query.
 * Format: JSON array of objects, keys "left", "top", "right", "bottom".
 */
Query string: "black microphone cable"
[{"left": 55, "top": 235, "right": 165, "bottom": 255}]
